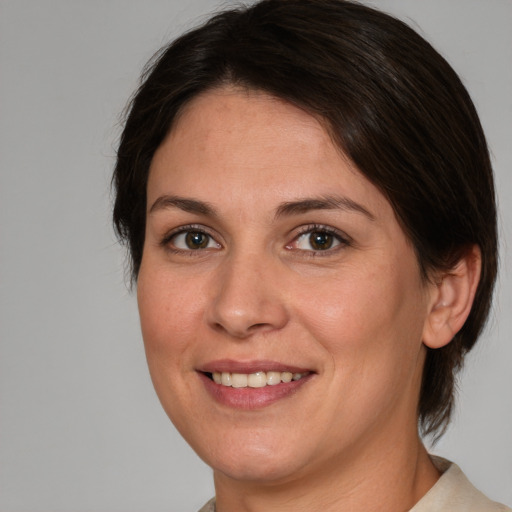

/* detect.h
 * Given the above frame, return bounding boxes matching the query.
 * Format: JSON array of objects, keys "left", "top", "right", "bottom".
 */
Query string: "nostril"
[
  {"left": 214, "top": 321, "right": 277, "bottom": 339},
  {"left": 249, "top": 322, "right": 271, "bottom": 331},
  {"left": 206, "top": 282, "right": 289, "bottom": 338}
]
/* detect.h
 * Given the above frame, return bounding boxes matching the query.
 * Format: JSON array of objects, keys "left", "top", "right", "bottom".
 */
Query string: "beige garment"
[
  {"left": 198, "top": 498, "right": 215, "bottom": 512},
  {"left": 409, "top": 457, "right": 511, "bottom": 512},
  {"left": 197, "top": 458, "right": 511, "bottom": 511}
]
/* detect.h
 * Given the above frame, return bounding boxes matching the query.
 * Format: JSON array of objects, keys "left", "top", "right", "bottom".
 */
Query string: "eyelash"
[
  {"left": 160, "top": 223, "right": 351, "bottom": 256},
  {"left": 160, "top": 224, "right": 219, "bottom": 255},
  {"left": 287, "top": 224, "right": 351, "bottom": 256}
]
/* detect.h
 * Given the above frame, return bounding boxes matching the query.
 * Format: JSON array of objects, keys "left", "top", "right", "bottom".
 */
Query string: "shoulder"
[{"left": 411, "top": 457, "right": 511, "bottom": 512}]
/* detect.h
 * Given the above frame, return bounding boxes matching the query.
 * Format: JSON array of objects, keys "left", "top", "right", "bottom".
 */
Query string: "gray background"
[{"left": 0, "top": 1, "right": 510, "bottom": 510}]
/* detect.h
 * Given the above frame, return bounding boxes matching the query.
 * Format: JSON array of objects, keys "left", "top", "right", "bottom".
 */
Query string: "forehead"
[
  {"left": 147, "top": 87, "right": 392, "bottom": 221},
  {"left": 167, "top": 87, "right": 337, "bottom": 168}
]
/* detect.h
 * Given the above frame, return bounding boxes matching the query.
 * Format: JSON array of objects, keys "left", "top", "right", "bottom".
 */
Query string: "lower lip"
[{"left": 198, "top": 372, "right": 313, "bottom": 410}]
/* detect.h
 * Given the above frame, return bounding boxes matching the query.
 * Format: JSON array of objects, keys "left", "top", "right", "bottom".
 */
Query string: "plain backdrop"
[{"left": 1, "top": 1, "right": 511, "bottom": 510}]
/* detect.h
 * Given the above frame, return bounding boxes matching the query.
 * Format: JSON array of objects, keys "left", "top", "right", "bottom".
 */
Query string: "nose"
[{"left": 206, "top": 253, "right": 289, "bottom": 339}]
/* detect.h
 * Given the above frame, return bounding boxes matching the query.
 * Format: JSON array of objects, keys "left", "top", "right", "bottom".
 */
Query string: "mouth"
[
  {"left": 198, "top": 361, "right": 315, "bottom": 409},
  {"left": 204, "top": 370, "right": 311, "bottom": 388}
]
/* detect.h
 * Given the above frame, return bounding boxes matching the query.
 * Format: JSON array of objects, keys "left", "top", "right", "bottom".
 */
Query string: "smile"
[
  {"left": 199, "top": 365, "right": 314, "bottom": 409},
  {"left": 210, "top": 371, "right": 309, "bottom": 388}
]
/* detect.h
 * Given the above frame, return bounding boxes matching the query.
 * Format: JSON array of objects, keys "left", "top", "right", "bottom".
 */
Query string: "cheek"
[
  {"left": 293, "top": 260, "right": 427, "bottom": 431},
  {"left": 137, "top": 264, "right": 205, "bottom": 360},
  {"left": 136, "top": 265, "right": 207, "bottom": 425},
  {"left": 293, "top": 257, "right": 427, "bottom": 362}
]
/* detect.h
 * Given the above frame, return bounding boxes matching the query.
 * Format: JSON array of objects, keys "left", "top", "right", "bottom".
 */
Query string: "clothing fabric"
[
  {"left": 198, "top": 498, "right": 215, "bottom": 512},
  {"left": 409, "top": 457, "right": 511, "bottom": 512},
  {"left": 197, "top": 457, "right": 511, "bottom": 511}
]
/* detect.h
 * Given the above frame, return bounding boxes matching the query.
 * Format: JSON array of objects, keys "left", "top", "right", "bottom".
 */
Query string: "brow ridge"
[
  {"left": 275, "top": 195, "right": 375, "bottom": 220},
  {"left": 149, "top": 195, "right": 217, "bottom": 216},
  {"left": 149, "top": 194, "right": 374, "bottom": 221}
]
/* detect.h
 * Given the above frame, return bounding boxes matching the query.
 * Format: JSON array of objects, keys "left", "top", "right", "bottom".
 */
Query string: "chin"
[
  {"left": 210, "top": 451, "right": 307, "bottom": 483},
  {"left": 189, "top": 428, "right": 311, "bottom": 483}
]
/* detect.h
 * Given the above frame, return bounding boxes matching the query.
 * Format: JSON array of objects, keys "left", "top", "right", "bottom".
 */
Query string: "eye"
[
  {"left": 288, "top": 225, "right": 349, "bottom": 253},
  {"left": 295, "top": 231, "right": 340, "bottom": 251},
  {"left": 166, "top": 228, "right": 221, "bottom": 251}
]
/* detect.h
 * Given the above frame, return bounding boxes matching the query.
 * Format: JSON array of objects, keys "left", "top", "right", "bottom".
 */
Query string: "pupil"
[
  {"left": 185, "top": 232, "right": 208, "bottom": 249},
  {"left": 310, "top": 231, "right": 333, "bottom": 250}
]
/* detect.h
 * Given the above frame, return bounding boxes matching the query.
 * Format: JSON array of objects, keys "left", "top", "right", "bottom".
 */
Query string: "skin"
[{"left": 137, "top": 87, "right": 478, "bottom": 511}]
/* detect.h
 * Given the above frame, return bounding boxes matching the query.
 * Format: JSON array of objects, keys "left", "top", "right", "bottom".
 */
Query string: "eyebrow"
[
  {"left": 148, "top": 194, "right": 375, "bottom": 221},
  {"left": 148, "top": 195, "right": 217, "bottom": 216},
  {"left": 275, "top": 195, "right": 375, "bottom": 221}
]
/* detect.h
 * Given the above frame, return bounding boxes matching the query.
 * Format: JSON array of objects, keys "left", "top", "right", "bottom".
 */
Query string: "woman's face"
[{"left": 138, "top": 88, "right": 435, "bottom": 483}]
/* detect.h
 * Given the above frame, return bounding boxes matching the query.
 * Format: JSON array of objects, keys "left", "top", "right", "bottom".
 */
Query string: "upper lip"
[{"left": 199, "top": 359, "right": 313, "bottom": 374}]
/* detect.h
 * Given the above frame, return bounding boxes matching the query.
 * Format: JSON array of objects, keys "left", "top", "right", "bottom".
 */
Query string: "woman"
[{"left": 112, "top": 1, "right": 510, "bottom": 510}]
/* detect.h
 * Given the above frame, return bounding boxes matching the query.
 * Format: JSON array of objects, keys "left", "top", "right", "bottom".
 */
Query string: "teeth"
[
  {"left": 211, "top": 371, "right": 308, "bottom": 388},
  {"left": 248, "top": 371, "right": 266, "bottom": 388},
  {"left": 221, "top": 372, "right": 232, "bottom": 386},
  {"left": 281, "top": 372, "right": 293, "bottom": 383},
  {"left": 231, "top": 373, "right": 248, "bottom": 388},
  {"left": 266, "top": 371, "right": 281, "bottom": 386}
]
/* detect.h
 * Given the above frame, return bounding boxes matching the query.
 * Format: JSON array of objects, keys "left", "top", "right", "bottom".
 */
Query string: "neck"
[{"left": 213, "top": 428, "right": 440, "bottom": 512}]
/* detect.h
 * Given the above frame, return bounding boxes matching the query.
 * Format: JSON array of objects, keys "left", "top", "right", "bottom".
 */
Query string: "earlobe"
[{"left": 422, "top": 246, "right": 482, "bottom": 349}]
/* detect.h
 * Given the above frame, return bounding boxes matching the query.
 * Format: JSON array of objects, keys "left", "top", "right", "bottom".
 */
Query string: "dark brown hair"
[{"left": 112, "top": 0, "right": 497, "bottom": 437}]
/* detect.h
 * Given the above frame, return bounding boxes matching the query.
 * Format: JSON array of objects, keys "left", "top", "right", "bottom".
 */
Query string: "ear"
[{"left": 422, "top": 245, "right": 482, "bottom": 349}]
